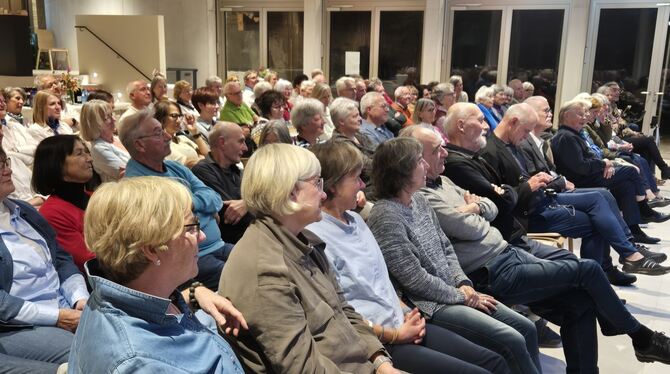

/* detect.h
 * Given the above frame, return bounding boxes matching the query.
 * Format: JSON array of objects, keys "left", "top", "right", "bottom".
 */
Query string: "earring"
[{"left": 155, "top": 259, "right": 161, "bottom": 266}]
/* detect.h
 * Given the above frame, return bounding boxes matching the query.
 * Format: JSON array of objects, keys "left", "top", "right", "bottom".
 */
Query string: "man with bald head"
[
  {"left": 444, "top": 103, "right": 667, "bottom": 281},
  {"left": 119, "top": 80, "right": 152, "bottom": 123},
  {"left": 405, "top": 125, "right": 670, "bottom": 372},
  {"left": 192, "top": 122, "right": 252, "bottom": 245}
]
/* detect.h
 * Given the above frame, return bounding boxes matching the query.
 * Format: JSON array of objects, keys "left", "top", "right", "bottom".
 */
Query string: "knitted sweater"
[{"left": 367, "top": 193, "right": 472, "bottom": 318}]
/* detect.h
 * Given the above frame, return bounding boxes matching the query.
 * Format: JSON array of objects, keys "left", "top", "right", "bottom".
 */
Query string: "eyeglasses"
[
  {"left": 137, "top": 129, "right": 166, "bottom": 139},
  {"left": 183, "top": 217, "right": 201, "bottom": 235},
  {"left": 168, "top": 113, "right": 184, "bottom": 120},
  {"left": 0, "top": 158, "right": 11, "bottom": 171},
  {"left": 301, "top": 176, "right": 324, "bottom": 192}
]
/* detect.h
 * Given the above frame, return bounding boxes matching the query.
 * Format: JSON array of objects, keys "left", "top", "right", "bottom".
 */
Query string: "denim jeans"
[
  {"left": 529, "top": 189, "right": 637, "bottom": 270},
  {"left": 196, "top": 243, "right": 235, "bottom": 291},
  {"left": 0, "top": 326, "right": 72, "bottom": 374},
  {"left": 475, "top": 246, "right": 640, "bottom": 373},
  {"left": 430, "top": 303, "right": 540, "bottom": 374},
  {"left": 386, "top": 323, "right": 510, "bottom": 374}
]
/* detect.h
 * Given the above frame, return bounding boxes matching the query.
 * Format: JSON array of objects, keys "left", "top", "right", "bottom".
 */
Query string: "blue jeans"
[
  {"left": 0, "top": 326, "right": 72, "bottom": 374},
  {"left": 430, "top": 302, "right": 540, "bottom": 374},
  {"left": 529, "top": 189, "right": 637, "bottom": 270},
  {"left": 387, "top": 323, "right": 510, "bottom": 374},
  {"left": 474, "top": 246, "right": 641, "bottom": 373},
  {"left": 196, "top": 243, "right": 235, "bottom": 291}
]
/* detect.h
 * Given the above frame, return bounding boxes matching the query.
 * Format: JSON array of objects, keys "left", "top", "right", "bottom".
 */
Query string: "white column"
[
  {"left": 303, "top": 0, "right": 324, "bottom": 75},
  {"left": 558, "top": 0, "right": 590, "bottom": 106},
  {"left": 421, "top": 0, "right": 446, "bottom": 84}
]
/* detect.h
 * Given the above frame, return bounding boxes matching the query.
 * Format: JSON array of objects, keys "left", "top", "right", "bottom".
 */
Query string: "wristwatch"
[{"left": 373, "top": 355, "right": 393, "bottom": 371}]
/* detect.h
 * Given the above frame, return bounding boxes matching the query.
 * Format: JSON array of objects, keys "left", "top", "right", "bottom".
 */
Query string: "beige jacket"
[{"left": 220, "top": 216, "right": 383, "bottom": 373}]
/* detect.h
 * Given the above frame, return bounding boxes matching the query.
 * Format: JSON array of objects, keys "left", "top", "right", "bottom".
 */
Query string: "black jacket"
[{"left": 550, "top": 125, "right": 607, "bottom": 187}]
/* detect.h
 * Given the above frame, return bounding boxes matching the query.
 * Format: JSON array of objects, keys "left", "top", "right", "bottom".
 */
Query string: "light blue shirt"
[
  {"left": 90, "top": 138, "right": 130, "bottom": 182},
  {"left": 360, "top": 119, "right": 394, "bottom": 148},
  {"left": 125, "top": 159, "right": 225, "bottom": 257},
  {"left": 0, "top": 201, "right": 88, "bottom": 325},
  {"left": 307, "top": 211, "right": 404, "bottom": 328}
]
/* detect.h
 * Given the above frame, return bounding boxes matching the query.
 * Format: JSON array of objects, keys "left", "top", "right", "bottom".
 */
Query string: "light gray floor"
[{"left": 539, "top": 139, "right": 670, "bottom": 373}]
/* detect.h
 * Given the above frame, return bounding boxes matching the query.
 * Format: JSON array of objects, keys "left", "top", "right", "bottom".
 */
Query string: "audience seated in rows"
[
  {"left": 307, "top": 140, "right": 510, "bottom": 374},
  {"left": 220, "top": 144, "right": 397, "bottom": 373}
]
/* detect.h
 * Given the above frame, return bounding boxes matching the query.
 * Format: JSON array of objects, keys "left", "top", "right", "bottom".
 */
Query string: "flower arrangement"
[{"left": 61, "top": 68, "right": 80, "bottom": 103}]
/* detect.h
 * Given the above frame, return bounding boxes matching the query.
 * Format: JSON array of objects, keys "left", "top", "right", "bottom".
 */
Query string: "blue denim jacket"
[{"left": 68, "top": 260, "right": 243, "bottom": 373}]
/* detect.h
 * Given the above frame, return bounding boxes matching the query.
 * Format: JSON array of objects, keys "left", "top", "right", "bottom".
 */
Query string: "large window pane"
[
  {"left": 329, "top": 11, "right": 371, "bottom": 84},
  {"left": 451, "top": 10, "right": 502, "bottom": 102},
  {"left": 225, "top": 11, "right": 260, "bottom": 78},
  {"left": 507, "top": 9, "right": 564, "bottom": 109},
  {"left": 267, "top": 12, "right": 304, "bottom": 81},
  {"left": 592, "top": 8, "right": 657, "bottom": 126},
  {"left": 378, "top": 11, "right": 423, "bottom": 93}
]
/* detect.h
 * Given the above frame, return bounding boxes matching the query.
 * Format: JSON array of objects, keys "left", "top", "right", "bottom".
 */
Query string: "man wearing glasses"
[{"left": 119, "top": 109, "right": 229, "bottom": 291}]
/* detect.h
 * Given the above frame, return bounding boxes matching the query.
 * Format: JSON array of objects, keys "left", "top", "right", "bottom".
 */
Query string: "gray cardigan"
[
  {"left": 420, "top": 176, "right": 508, "bottom": 274},
  {"left": 367, "top": 193, "right": 471, "bottom": 318}
]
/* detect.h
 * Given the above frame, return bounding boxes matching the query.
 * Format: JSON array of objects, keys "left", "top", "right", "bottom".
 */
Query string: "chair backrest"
[{"left": 36, "top": 29, "right": 55, "bottom": 50}]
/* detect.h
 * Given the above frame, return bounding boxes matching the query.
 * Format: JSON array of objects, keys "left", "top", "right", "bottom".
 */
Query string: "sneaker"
[
  {"left": 535, "top": 318, "right": 562, "bottom": 348},
  {"left": 622, "top": 257, "right": 670, "bottom": 275},
  {"left": 606, "top": 267, "right": 637, "bottom": 286},
  {"left": 635, "top": 245, "right": 667, "bottom": 263},
  {"left": 635, "top": 331, "right": 670, "bottom": 364}
]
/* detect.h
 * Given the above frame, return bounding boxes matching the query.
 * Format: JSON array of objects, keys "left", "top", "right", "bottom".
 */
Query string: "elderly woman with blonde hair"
[
  {"left": 68, "top": 176, "right": 247, "bottom": 373},
  {"left": 221, "top": 144, "right": 402, "bottom": 374},
  {"left": 80, "top": 99, "right": 130, "bottom": 181},
  {"left": 292, "top": 97, "right": 326, "bottom": 147}
]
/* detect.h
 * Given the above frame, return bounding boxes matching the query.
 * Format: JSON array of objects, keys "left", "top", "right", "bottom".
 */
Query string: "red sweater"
[{"left": 39, "top": 195, "right": 94, "bottom": 272}]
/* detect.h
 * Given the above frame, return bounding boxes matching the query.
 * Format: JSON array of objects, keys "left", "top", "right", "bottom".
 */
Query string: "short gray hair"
[
  {"left": 474, "top": 85, "right": 494, "bottom": 104},
  {"left": 360, "top": 92, "right": 383, "bottom": 117},
  {"left": 274, "top": 79, "right": 293, "bottom": 93},
  {"left": 432, "top": 83, "right": 454, "bottom": 102},
  {"left": 490, "top": 84, "right": 505, "bottom": 95},
  {"left": 449, "top": 75, "right": 463, "bottom": 86},
  {"left": 558, "top": 99, "right": 589, "bottom": 124},
  {"left": 394, "top": 86, "right": 409, "bottom": 100},
  {"left": 329, "top": 97, "right": 359, "bottom": 127},
  {"left": 291, "top": 98, "right": 324, "bottom": 130},
  {"left": 335, "top": 76, "right": 355, "bottom": 95},
  {"left": 119, "top": 108, "right": 156, "bottom": 155},
  {"left": 205, "top": 76, "right": 223, "bottom": 86},
  {"left": 592, "top": 92, "right": 609, "bottom": 106},
  {"left": 253, "top": 81, "right": 273, "bottom": 99}
]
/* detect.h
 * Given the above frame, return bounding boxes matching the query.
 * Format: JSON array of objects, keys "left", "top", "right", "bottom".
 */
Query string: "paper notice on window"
[{"left": 345, "top": 51, "right": 360, "bottom": 75}]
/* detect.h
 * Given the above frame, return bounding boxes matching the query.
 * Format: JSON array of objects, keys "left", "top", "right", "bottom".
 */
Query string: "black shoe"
[
  {"left": 648, "top": 197, "right": 670, "bottom": 209},
  {"left": 606, "top": 267, "right": 637, "bottom": 286},
  {"left": 635, "top": 331, "right": 670, "bottom": 364},
  {"left": 622, "top": 257, "right": 670, "bottom": 275},
  {"left": 621, "top": 298, "right": 627, "bottom": 305},
  {"left": 635, "top": 245, "right": 668, "bottom": 263},
  {"left": 661, "top": 167, "right": 670, "bottom": 180},
  {"left": 535, "top": 318, "right": 562, "bottom": 348},
  {"left": 641, "top": 210, "right": 670, "bottom": 224},
  {"left": 633, "top": 232, "right": 662, "bottom": 244}
]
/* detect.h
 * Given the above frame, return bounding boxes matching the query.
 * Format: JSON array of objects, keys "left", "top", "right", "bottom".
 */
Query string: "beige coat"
[{"left": 220, "top": 216, "right": 384, "bottom": 373}]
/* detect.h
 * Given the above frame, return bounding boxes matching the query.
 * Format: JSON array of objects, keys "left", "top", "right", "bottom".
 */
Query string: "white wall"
[{"left": 44, "top": 0, "right": 217, "bottom": 87}]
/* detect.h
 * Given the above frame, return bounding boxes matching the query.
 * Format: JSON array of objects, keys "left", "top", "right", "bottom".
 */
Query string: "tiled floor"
[{"left": 538, "top": 139, "right": 670, "bottom": 373}]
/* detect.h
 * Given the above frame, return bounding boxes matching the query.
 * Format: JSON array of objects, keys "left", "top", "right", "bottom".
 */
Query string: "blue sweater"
[{"left": 125, "top": 159, "right": 225, "bottom": 256}]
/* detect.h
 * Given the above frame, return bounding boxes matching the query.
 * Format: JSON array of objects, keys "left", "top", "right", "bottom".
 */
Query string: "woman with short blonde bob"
[
  {"left": 69, "top": 176, "right": 246, "bottom": 373},
  {"left": 80, "top": 99, "right": 130, "bottom": 182},
  {"left": 221, "top": 144, "right": 400, "bottom": 374},
  {"left": 29, "top": 90, "right": 73, "bottom": 142}
]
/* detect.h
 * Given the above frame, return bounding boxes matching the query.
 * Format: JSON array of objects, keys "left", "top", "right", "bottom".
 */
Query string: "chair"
[{"left": 35, "top": 29, "right": 70, "bottom": 71}]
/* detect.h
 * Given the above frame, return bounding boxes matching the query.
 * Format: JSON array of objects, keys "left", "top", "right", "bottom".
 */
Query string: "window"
[
  {"left": 450, "top": 10, "right": 502, "bottom": 102},
  {"left": 507, "top": 9, "right": 564, "bottom": 109},
  {"left": 378, "top": 11, "right": 423, "bottom": 88},
  {"left": 224, "top": 11, "right": 260, "bottom": 77},
  {"left": 328, "top": 11, "right": 371, "bottom": 84},
  {"left": 267, "top": 12, "right": 304, "bottom": 80}
]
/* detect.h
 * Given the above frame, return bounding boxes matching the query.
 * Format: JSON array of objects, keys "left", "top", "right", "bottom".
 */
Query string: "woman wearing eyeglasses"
[
  {"left": 80, "top": 99, "right": 130, "bottom": 182},
  {"left": 68, "top": 176, "right": 247, "bottom": 373},
  {"left": 32, "top": 135, "right": 95, "bottom": 272},
  {"left": 221, "top": 144, "right": 402, "bottom": 374},
  {"left": 154, "top": 100, "right": 208, "bottom": 168}
]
